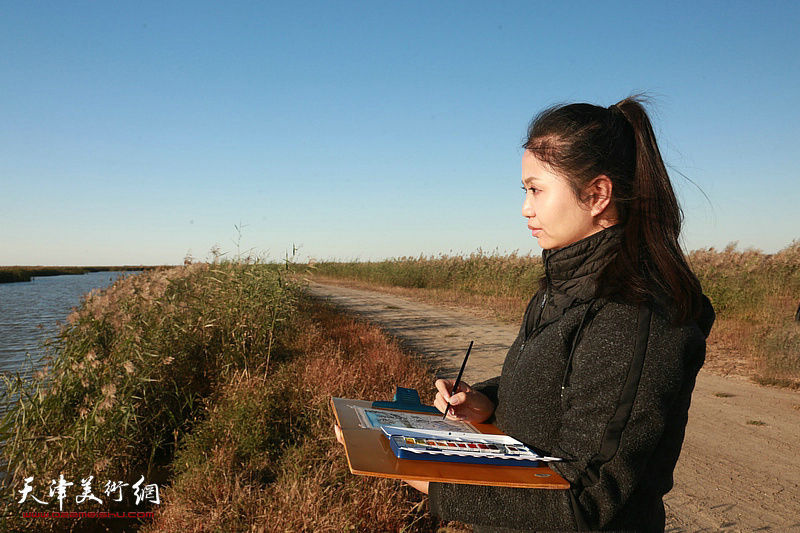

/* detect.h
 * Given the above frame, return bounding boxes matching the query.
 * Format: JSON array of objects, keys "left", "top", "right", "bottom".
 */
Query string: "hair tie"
[{"left": 608, "top": 103, "right": 628, "bottom": 123}]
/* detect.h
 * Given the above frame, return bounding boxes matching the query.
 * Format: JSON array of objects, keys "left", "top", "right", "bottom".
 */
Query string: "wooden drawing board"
[{"left": 331, "top": 397, "right": 569, "bottom": 489}]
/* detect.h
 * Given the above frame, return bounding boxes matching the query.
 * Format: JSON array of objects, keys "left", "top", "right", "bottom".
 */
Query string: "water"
[
  {"left": 0, "top": 271, "right": 127, "bottom": 382},
  {"left": 0, "top": 271, "right": 129, "bottom": 484}
]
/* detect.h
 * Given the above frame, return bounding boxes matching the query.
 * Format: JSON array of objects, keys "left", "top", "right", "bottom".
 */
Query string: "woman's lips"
[{"left": 529, "top": 226, "right": 542, "bottom": 237}]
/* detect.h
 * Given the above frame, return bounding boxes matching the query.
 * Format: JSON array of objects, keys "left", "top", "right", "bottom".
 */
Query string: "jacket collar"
[{"left": 542, "top": 226, "right": 622, "bottom": 309}]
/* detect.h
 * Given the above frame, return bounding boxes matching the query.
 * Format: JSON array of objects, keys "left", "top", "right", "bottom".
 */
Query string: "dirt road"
[{"left": 306, "top": 282, "right": 800, "bottom": 532}]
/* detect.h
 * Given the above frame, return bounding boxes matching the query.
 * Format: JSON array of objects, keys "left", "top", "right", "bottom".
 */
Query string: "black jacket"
[{"left": 429, "top": 228, "right": 715, "bottom": 532}]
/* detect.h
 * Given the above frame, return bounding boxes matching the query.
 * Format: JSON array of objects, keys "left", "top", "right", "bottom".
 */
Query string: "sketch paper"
[{"left": 351, "top": 406, "right": 477, "bottom": 433}]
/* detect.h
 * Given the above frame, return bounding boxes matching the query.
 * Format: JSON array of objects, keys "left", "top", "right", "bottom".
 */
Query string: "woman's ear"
[{"left": 585, "top": 175, "right": 614, "bottom": 218}]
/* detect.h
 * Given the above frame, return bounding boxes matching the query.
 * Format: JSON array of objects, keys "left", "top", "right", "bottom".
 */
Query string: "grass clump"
[
  {"left": 144, "top": 297, "right": 445, "bottom": 533},
  {"left": 0, "top": 261, "right": 298, "bottom": 529}
]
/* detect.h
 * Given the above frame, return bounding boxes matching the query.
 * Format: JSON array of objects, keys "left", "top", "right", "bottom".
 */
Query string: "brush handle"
[{"left": 443, "top": 340, "right": 474, "bottom": 419}]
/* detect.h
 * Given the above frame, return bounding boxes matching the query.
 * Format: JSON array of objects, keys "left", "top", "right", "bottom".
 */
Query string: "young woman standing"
[{"left": 416, "top": 96, "right": 715, "bottom": 532}]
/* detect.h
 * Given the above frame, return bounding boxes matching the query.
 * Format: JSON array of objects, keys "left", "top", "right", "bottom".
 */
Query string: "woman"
[{"left": 413, "top": 97, "right": 715, "bottom": 532}]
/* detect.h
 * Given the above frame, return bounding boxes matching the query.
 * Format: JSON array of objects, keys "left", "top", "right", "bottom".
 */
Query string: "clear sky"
[{"left": 2, "top": 1, "right": 798, "bottom": 266}]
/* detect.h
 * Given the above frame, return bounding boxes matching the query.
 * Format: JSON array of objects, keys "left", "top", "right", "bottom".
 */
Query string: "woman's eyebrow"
[{"left": 522, "top": 175, "right": 540, "bottom": 185}]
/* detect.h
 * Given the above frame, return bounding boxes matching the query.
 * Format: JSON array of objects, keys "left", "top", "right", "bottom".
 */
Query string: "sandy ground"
[{"left": 306, "top": 282, "right": 800, "bottom": 532}]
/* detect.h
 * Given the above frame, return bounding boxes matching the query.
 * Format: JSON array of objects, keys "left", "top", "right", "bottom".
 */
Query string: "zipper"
[
  {"left": 518, "top": 291, "right": 548, "bottom": 354},
  {"left": 518, "top": 256, "right": 552, "bottom": 354},
  {"left": 560, "top": 301, "right": 596, "bottom": 398}
]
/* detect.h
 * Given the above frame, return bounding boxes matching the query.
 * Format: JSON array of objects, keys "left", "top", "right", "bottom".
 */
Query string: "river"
[{"left": 0, "top": 271, "right": 128, "bottom": 385}]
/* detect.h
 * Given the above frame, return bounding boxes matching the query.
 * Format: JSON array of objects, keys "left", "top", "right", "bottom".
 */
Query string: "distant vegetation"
[
  {"left": 689, "top": 242, "right": 800, "bottom": 387},
  {"left": 310, "top": 241, "right": 800, "bottom": 388},
  {"left": 310, "top": 250, "right": 545, "bottom": 325},
  {"left": 0, "top": 266, "right": 156, "bottom": 284}
]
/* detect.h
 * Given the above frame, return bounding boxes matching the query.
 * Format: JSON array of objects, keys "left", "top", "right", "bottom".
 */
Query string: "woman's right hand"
[{"left": 434, "top": 379, "right": 495, "bottom": 424}]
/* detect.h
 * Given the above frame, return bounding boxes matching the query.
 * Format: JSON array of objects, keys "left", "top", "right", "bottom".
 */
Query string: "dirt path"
[{"left": 306, "top": 282, "right": 800, "bottom": 532}]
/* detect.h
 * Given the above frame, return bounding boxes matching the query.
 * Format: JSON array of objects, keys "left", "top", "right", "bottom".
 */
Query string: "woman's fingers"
[
  {"left": 333, "top": 423, "right": 345, "bottom": 445},
  {"left": 434, "top": 379, "right": 453, "bottom": 401},
  {"left": 434, "top": 382, "right": 495, "bottom": 423},
  {"left": 434, "top": 379, "right": 472, "bottom": 416}
]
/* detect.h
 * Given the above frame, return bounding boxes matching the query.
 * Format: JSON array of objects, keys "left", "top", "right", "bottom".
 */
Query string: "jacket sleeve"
[{"left": 430, "top": 304, "right": 705, "bottom": 531}]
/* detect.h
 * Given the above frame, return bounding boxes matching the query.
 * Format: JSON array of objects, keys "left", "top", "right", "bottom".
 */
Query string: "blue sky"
[{"left": 2, "top": 1, "right": 798, "bottom": 265}]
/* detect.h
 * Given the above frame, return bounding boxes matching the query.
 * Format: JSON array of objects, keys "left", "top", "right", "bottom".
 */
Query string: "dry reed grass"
[
  {"left": 144, "top": 297, "right": 460, "bottom": 533},
  {"left": 688, "top": 242, "right": 800, "bottom": 387},
  {"left": 1, "top": 261, "right": 470, "bottom": 533},
  {"left": 310, "top": 250, "right": 544, "bottom": 325},
  {"left": 1, "top": 261, "right": 298, "bottom": 531}
]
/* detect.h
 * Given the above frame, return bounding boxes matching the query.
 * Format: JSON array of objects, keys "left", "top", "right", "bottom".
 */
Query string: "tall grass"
[
  {"left": 312, "top": 251, "right": 543, "bottom": 323},
  {"left": 1, "top": 261, "right": 454, "bottom": 532},
  {"left": 0, "top": 262, "right": 298, "bottom": 530},
  {"left": 688, "top": 242, "right": 800, "bottom": 386},
  {"left": 314, "top": 250, "right": 542, "bottom": 297},
  {"left": 144, "top": 297, "right": 444, "bottom": 533},
  {"left": 311, "top": 242, "right": 800, "bottom": 387}
]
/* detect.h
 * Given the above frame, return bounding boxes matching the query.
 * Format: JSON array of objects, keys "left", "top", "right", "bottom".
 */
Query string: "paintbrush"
[{"left": 443, "top": 340, "right": 474, "bottom": 419}]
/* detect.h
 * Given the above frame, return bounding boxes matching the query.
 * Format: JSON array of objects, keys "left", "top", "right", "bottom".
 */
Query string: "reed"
[
  {"left": 0, "top": 261, "right": 299, "bottom": 530},
  {"left": 688, "top": 241, "right": 800, "bottom": 387},
  {"left": 311, "top": 250, "right": 543, "bottom": 323},
  {"left": 143, "top": 297, "right": 445, "bottom": 533},
  {"left": 1, "top": 260, "right": 454, "bottom": 532},
  {"left": 313, "top": 250, "right": 542, "bottom": 296}
]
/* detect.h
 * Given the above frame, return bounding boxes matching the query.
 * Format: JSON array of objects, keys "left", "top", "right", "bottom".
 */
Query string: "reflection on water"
[{"left": 0, "top": 271, "right": 127, "bottom": 382}]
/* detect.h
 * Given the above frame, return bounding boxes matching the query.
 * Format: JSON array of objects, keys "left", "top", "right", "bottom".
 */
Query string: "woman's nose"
[{"left": 521, "top": 194, "right": 535, "bottom": 218}]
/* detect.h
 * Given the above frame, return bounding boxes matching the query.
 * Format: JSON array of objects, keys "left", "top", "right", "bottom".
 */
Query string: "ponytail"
[
  {"left": 524, "top": 95, "right": 703, "bottom": 323},
  {"left": 607, "top": 97, "right": 703, "bottom": 323}
]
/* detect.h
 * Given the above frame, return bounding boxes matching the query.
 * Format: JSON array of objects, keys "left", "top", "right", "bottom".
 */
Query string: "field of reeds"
[
  {"left": 1, "top": 262, "right": 451, "bottom": 532},
  {"left": 689, "top": 242, "right": 800, "bottom": 387},
  {"left": 310, "top": 242, "right": 800, "bottom": 388}
]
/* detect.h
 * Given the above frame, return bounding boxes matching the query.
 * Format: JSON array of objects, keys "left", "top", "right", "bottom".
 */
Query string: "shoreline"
[{"left": 0, "top": 265, "right": 162, "bottom": 284}]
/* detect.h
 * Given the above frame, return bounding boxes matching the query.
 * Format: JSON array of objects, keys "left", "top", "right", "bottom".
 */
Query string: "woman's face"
[{"left": 521, "top": 151, "right": 602, "bottom": 250}]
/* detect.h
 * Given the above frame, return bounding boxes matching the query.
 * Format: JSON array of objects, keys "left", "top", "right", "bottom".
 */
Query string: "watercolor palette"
[{"left": 381, "top": 426, "right": 556, "bottom": 467}]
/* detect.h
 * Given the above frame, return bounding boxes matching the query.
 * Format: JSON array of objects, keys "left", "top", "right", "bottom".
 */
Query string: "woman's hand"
[
  {"left": 434, "top": 379, "right": 495, "bottom": 424},
  {"left": 333, "top": 423, "right": 345, "bottom": 445},
  {"left": 404, "top": 479, "right": 429, "bottom": 494}
]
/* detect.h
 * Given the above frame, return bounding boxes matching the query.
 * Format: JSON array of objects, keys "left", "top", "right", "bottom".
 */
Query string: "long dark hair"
[{"left": 523, "top": 95, "right": 703, "bottom": 324}]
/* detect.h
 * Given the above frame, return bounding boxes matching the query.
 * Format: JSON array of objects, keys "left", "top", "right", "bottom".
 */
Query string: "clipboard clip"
[{"left": 372, "top": 387, "right": 441, "bottom": 414}]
